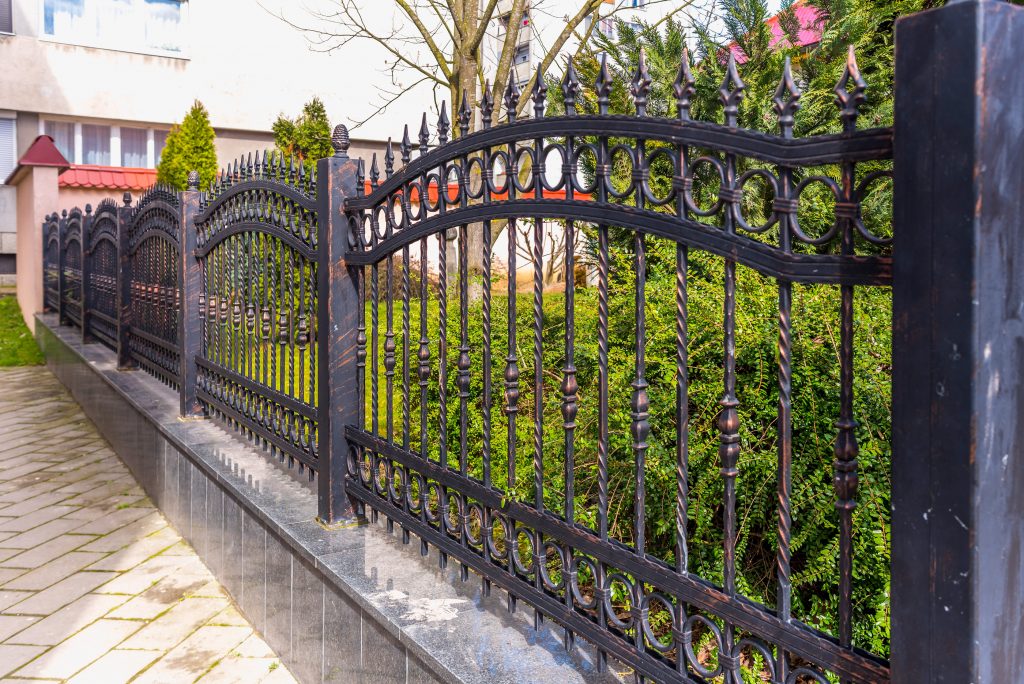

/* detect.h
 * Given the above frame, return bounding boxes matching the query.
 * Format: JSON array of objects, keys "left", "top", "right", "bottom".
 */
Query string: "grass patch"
[{"left": 0, "top": 296, "right": 43, "bottom": 366}]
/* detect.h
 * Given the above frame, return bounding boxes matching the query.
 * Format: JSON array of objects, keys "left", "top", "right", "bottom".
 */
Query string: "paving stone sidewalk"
[{"left": 0, "top": 366, "right": 297, "bottom": 683}]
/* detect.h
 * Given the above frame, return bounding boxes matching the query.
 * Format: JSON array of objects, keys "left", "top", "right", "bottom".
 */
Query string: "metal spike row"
[
  {"left": 773, "top": 56, "right": 802, "bottom": 138},
  {"left": 631, "top": 48, "right": 652, "bottom": 117},
  {"left": 458, "top": 91, "right": 472, "bottom": 138},
  {"left": 835, "top": 45, "right": 867, "bottom": 133},
  {"left": 504, "top": 77, "right": 521, "bottom": 123},
  {"left": 481, "top": 81, "right": 495, "bottom": 130},
  {"left": 419, "top": 113, "right": 430, "bottom": 155},
  {"left": 674, "top": 47, "right": 696, "bottom": 121},
  {"left": 401, "top": 125, "right": 412, "bottom": 165},
  {"left": 437, "top": 101, "right": 450, "bottom": 145},
  {"left": 562, "top": 59, "right": 580, "bottom": 116},
  {"left": 532, "top": 64, "right": 548, "bottom": 119},
  {"left": 719, "top": 54, "right": 746, "bottom": 127},
  {"left": 595, "top": 53, "right": 613, "bottom": 116}
]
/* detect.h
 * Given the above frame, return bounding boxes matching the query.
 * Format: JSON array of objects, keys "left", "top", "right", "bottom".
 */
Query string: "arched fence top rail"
[
  {"left": 87, "top": 201, "right": 119, "bottom": 253},
  {"left": 345, "top": 50, "right": 894, "bottom": 283}
]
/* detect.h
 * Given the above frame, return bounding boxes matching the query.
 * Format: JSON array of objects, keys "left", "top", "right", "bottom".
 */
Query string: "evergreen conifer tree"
[
  {"left": 272, "top": 97, "right": 333, "bottom": 174},
  {"left": 156, "top": 100, "right": 218, "bottom": 191}
]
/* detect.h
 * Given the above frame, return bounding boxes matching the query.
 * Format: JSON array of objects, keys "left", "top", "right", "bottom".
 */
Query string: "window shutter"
[
  {"left": 0, "top": 119, "right": 15, "bottom": 184},
  {"left": 0, "top": 0, "right": 11, "bottom": 34}
]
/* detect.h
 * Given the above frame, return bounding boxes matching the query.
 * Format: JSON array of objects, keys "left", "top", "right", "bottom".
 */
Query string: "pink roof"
[
  {"left": 59, "top": 165, "right": 158, "bottom": 191},
  {"left": 3, "top": 135, "right": 70, "bottom": 184},
  {"left": 729, "top": 1, "right": 823, "bottom": 62}
]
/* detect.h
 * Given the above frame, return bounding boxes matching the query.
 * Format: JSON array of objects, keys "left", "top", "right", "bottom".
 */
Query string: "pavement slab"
[{"left": 0, "top": 368, "right": 296, "bottom": 683}]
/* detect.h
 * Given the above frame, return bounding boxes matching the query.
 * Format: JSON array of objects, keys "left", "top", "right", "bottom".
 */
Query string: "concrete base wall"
[{"left": 36, "top": 314, "right": 619, "bottom": 684}]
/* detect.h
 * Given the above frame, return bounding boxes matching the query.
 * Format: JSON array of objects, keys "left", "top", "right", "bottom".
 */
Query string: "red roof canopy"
[
  {"left": 59, "top": 165, "right": 158, "bottom": 191},
  {"left": 3, "top": 135, "right": 70, "bottom": 184}
]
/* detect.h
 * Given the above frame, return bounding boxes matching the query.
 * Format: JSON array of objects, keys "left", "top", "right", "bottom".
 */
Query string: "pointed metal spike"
[
  {"left": 401, "top": 124, "right": 412, "bottom": 165},
  {"left": 384, "top": 137, "right": 395, "bottom": 177},
  {"left": 674, "top": 46, "right": 696, "bottom": 121},
  {"left": 458, "top": 91, "right": 472, "bottom": 138},
  {"left": 773, "top": 56, "right": 802, "bottom": 138},
  {"left": 481, "top": 81, "right": 494, "bottom": 130},
  {"left": 532, "top": 63, "right": 548, "bottom": 119},
  {"left": 562, "top": 59, "right": 581, "bottom": 116},
  {"left": 630, "top": 48, "right": 652, "bottom": 117},
  {"left": 437, "top": 101, "right": 450, "bottom": 145},
  {"left": 419, "top": 112, "right": 430, "bottom": 155},
  {"left": 595, "top": 53, "right": 613, "bottom": 116},
  {"left": 370, "top": 153, "right": 380, "bottom": 188},
  {"left": 503, "top": 77, "right": 521, "bottom": 123},
  {"left": 835, "top": 45, "right": 867, "bottom": 133},
  {"left": 356, "top": 159, "right": 366, "bottom": 197},
  {"left": 247, "top": 152, "right": 253, "bottom": 177},
  {"left": 719, "top": 54, "right": 746, "bottom": 127}
]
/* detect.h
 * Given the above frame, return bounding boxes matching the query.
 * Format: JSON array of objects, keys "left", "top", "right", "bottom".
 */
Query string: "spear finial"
[
  {"left": 773, "top": 56, "right": 802, "bottom": 138},
  {"left": 835, "top": 46, "right": 867, "bottom": 133},
  {"left": 719, "top": 54, "right": 746, "bottom": 127}
]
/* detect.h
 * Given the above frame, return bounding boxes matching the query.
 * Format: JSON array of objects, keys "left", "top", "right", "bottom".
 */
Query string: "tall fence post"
[
  {"left": 80, "top": 204, "right": 93, "bottom": 344},
  {"left": 116, "top": 193, "right": 134, "bottom": 370},
  {"left": 41, "top": 216, "right": 50, "bottom": 313},
  {"left": 316, "top": 125, "right": 360, "bottom": 525},
  {"left": 179, "top": 172, "right": 203, "bottom": 417},
  {"left": 57, "top": 209, "right": 67, "bottom": 325},
  {"left": 891, "top": 1, "right": 1024, "bottom": 681}
]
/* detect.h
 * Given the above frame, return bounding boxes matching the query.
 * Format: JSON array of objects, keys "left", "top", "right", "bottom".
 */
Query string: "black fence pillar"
[
  {"left": 179, "top": 172, "right": 203, "bottom": 418},
  {"left": 316, "top": 125, "right": 360, "bottom": 525},
  {"left": 57, "top": 209, "right": 67, "bottom": 326},
  {"left": 116, "top": 193, "right": 134, "bottom": 370},
  {"left": 892, "top": 1, "right": 1024, "bottom": 681},
  {"left": 80, "top": 204, "right": 93, "bottom": 344}
]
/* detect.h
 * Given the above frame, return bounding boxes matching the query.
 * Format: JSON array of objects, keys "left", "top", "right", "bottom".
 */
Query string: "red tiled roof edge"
[
  {"left": 59, "top": 164, "right": 159, "bottom": 191},
  {"left": 3, "top": 135, "right": 70, "bottom": 184}
]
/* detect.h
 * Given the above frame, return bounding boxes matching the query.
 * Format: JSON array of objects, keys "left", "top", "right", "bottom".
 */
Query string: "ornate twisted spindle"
[
  {"left": 457, "top": 223, "right": 470, "bottom": 476},
  {"left": 834, "top": 45, "right": 865, "bottom": 651},
  {"left": 772, "top": 55, "right": 802, "bottom": 680},
  {"left": 418, "top": 236, "right": 430, "bottom": 458},
  {"left": 436, "top": 227, "right": 449, "bottom": 571},
  {"left": 402, "top": 245, "right": 411, "bottom": 450}
]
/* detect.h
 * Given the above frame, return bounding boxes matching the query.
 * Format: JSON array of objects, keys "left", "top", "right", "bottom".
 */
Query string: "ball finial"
[
  {"left": 332, "top": 124, "right": 350, "bottom": 158},
  {"left": 122, "top": 192, "right": 132, "bottom": 207},
  {"left": 187, "top": 170, "right": 200, "bottom": 190}
]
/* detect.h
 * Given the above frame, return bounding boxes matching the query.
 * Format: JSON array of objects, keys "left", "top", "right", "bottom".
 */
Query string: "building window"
[
  {"left": 81, "top": 124, "right": 110, "bottom": 165},
  {"left": 630, "top": 0, "right": 647, "bottom": 8},
  {"left": 153, "top": 129, "right": 167, "bottom": 166},
  {"left": 0, "top": 0, "right": 12, "bottom": 33},
  {"left": 120, "top": 126, "right": 148, "bottom": 167},
  {"left": 44, "top": 120, "right": 75, "bottom": 161},
  {"left": 42, "top": 0, "right": 185, "bottom": 56},
  {"left": 0, "top": 118, "right": 15, "bottom": 182},
  {"left": 513, "top": 43, "right": 530, "bottom": 66}
]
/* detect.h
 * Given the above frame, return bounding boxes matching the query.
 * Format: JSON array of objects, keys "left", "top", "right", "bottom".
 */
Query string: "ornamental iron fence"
[{"left": 38, "top": 1, "right": 1024, "bottom": 681}]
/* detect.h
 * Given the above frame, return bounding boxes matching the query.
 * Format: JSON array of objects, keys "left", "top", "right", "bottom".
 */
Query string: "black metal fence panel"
[
  {"left": 84, "top": 200, "right": 120, "bottom": 350},
  {"left": 342, "top": 51, "right": 892, "bottom": 684},
  {"left": 60, "top": 208, "right": 84, "bottom": 329},
  {"left": 126, "top": 185, "right": 181, "bottom": 388},
  {"left": 194, "top": 154, "right": 321, "bottom": 476},
  {"left": 42, "top": 213, "right": 60, "bottom": 313}
]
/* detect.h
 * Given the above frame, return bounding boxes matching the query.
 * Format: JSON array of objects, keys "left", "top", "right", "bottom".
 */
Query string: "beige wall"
[{"left": 15, "top": 166, "right": 60, "bottom": 331}]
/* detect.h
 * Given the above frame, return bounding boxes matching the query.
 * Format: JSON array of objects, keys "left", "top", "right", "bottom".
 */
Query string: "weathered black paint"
[
  {"left": 892, "top": 1, "right": 1024, "bottom": 682},
  {"left": 179, "top": 177, "right": 203, "bottom": 418}
]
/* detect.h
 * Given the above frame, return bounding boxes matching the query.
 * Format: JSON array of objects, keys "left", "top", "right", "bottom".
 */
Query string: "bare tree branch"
[
  {"left": 490, "top": 0, "right": 529, "bottom": 105},
  {"left": 396, "top": 0, "right": 454, "bottom": 80},
  {"left": 468, "top": 0, "right": 502, "bottom": 53}
]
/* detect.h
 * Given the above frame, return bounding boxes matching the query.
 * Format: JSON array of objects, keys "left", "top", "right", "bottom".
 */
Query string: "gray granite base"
[{"left": 36, "top": 314, "right": 623, "bottom": 684}]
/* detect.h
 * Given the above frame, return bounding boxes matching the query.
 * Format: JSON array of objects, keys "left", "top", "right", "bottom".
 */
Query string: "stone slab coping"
[{"left": 37, "top": 314, "right": 624, "bottom": 684}]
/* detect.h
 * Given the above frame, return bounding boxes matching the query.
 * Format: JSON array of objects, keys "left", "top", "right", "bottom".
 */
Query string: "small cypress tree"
[
  {"left": 157, "top": 100, "right": 218, "bottom": 191},
  {"left": 272, "top": 97, "right": 333, "bottom": 174}
]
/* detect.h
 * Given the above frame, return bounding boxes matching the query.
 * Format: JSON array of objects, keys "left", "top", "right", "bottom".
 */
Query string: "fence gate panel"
[
  {"left": 43, "top": 213, "right": 60, "bottom": 313},
  {"left": 84, "top": 200, "right": 120, "bottom": 350},
  {"left": 60, "top": 208, "right": 84, "bottom": 329},
  {"left": 194, "top": 155, "right": 320, "bottom": 477},
  {"left": 126, "top": 185, "right": 182, "bottom": 388}
]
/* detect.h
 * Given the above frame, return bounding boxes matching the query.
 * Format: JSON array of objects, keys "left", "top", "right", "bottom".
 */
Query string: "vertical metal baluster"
[
  {"left": 457, "top": 220, "right": 471, "bottom": 581},
  {"left": 531, "top": 171, "right": 545, "bottom": 633},
  {"left": 418, "top": 234, "right": 430, "bottom": 555},
  {"left": 287, "top": 249, "right": 297, "bottom": 465},
  {"left": 718, "top": 54, "right": 745, "bottom": 683},
  {"left": 673, "top": 48, "right": 696, "bottom": 679},
  {"left": 401, "top": 243, "right": 411, "bottom": 544},
  {"left": 773, "top": 56, "right": 801, "bottom": 681},
  {"left": 834, "top": 47, "right": 865, "bottom": 657},
  {"left": 437, "top": 227, "right": 449, "bottom": 570},
  {"left": 371, "top": 228, "right": 380, "bottom": 441},
  {"left": 386, "top": 243, "right": 396, "bottom": 445}
]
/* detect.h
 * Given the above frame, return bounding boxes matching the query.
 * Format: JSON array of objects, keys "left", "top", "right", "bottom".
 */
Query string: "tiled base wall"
[{"left": 37, "top": 320, "right": 442, "bottom": 684}]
